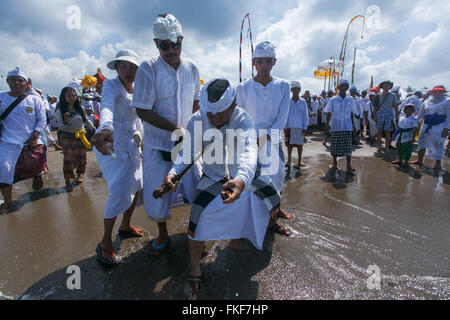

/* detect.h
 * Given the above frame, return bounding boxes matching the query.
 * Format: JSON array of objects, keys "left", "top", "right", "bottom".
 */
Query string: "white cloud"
[{"left": 0, "top": 0, "right": 449, "bottom": 95}]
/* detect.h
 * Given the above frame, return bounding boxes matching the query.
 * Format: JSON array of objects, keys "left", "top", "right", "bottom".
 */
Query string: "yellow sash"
[{"left": 74, "top": 129, "right": 92, "bottom": 150}]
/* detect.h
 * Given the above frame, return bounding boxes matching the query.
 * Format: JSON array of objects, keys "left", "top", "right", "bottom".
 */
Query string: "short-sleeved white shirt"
[
  {"left": 324, "top": 94, "right": 358, "bottom": 132},
  {"left": 132, "top": 56, "right": 200, "bottom": 152}
]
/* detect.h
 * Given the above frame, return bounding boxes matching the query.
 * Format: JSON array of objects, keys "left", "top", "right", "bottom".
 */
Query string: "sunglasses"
[{"left": 158, "top": 40, "right": 182, "bottom": 51}]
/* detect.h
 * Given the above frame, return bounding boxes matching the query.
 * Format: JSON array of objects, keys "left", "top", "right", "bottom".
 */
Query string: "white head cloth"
[
  {"left": 391, "top": 86, "right": 400, "bottom": 93},
  {"left": 369, "top": 92, "right": 376, "bottom": 96},
  {"left": 339, "top": 79, "right": 350, "bottom": 87},
  {"left": 200, "top": 79, "right": 236, "bottom": 115},
  {"left": 290, "top": 80, "right": 301, "bottom": 89},
  {"left": 253, "top": 41, "right": 276, "bottom": 58},
  {"left": 7, "top": 67, "right": 29, "bottom": 82},
  {"left": 153, "top": 14, "right": 183, "bottom": 43},
  {"left": 350, "top": 85, "right": 357, "bottom": 91}
]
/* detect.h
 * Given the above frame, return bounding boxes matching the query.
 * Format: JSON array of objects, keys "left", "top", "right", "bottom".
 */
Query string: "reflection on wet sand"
[{"left": 1, "top": 134, "right": 450, "bottom": 300}]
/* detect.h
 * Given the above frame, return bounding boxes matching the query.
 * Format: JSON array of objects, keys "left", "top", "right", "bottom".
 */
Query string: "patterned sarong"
[
  {"left": 188, "top": 167, "right": 280, "bottom": 238},
  {"left": 330, "top": 131, "right": 353, "bottom": 157},
  {"left": 59, "top": 133, "right": 87, "bottom": 179},
  {"left": 13, "top": 144, "right": 47, "bottom": 184}
]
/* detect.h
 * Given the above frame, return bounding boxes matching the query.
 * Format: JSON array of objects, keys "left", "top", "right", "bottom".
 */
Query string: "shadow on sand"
[{"left": 18, "top": 230, "right": 275, "bottom": 300}]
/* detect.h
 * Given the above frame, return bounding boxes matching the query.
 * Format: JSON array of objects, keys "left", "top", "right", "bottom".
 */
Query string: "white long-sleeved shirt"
[
  {"left": 0, "top": 92, "right": 46, "bottom": 145},
  {"left": 236, "top": 77, "right": 290, "bottom": 140},
  {"left": 324, "top": 94, "right": 358, "bottom": 132},
  {"left": 285, "top": 98, "right": 309, "bottom": 130},
  {"left": 97, "top": 77, "right": 143, "bottom": 155},
  {"left": 132, "top": 55, "right": 200, "bottom": 152},
  {"left": 169, "top": 107, "right": 258, "bottom": 190}
]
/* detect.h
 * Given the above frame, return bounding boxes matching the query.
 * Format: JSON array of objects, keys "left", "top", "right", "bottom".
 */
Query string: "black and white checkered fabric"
[
  {"left": 330, "top": 131, "right": 353, "bottom": 157},
  {"left": 188, "top": 167, "right": 281, "bottom": 238}
]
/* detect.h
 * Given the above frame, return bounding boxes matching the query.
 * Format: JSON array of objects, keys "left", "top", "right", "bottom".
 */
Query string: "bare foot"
[
  {"left": 277, "top": 208, "right": 294, "bottom": 221},
  {"left": 229, "top": 239, "right": 243, "bottom": 252},
  {"left": 76, "top": 174, "right": 84, "bottom": 184}
]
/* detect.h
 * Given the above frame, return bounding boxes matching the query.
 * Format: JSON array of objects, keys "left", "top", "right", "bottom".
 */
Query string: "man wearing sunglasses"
[{"left": 133, "top": 14, "right": 201, "bottom": 255}]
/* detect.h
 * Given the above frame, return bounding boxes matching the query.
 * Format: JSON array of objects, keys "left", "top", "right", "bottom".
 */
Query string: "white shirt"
[
  {"left": 363, "top": 99, "right": 375, "bottom": 118},
  {"left": 0, "top": 92, "right": 46, "bottom": 145},
  {"left": 132, "top": 56, "right": 200, "bottom": 152},
  {"left": 397, "top": 114, "right": 418, "bottom": 143},
  {"left": 285, "top": 98, "right": 309, "bottom": 130},
  {"left": 97, "top": 77, "right": 144, "bottom": 154},
  {"left": 236, "top": 77, "right": 290, "bottom": 139},
  {"left": 324, "top": 94, "right": 358, "bottom": 132},
  {"left": 170, "top": 107, "right": 258, "bottom": 190},
  {"left": 311, "top": 100, "right": 319, "bottom": 113}
]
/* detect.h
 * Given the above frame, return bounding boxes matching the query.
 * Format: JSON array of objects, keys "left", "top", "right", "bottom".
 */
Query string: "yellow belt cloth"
[{"left": 74, "top": 129, "right": 92, "bottom": 150}]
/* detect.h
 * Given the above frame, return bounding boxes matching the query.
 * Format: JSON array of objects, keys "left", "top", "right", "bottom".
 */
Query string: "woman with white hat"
[{"left": 91, "top": 49, "right": 144, "bottom": 265}]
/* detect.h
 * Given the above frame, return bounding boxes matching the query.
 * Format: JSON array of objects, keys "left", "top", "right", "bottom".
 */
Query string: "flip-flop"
[
  {"left": 268, "top": 221, "right": 292, "bottom": 237},
  {"left": 148, "top": 240, "right": 168, "bottom": 256},
  {"left": 118, "top": 226, "right": 144, "bottom": 238},
  {"left": 95, "top": 243, "right": 118, "bottom": 266}
]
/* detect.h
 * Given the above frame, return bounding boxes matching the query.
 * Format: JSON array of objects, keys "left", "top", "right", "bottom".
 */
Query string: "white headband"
[
  {"left": 290, "top": 81, "right": 301, "bottom": 89},
  {"left": 200, "top": 79, "right": 236, "bottom": 115},
  {"left": 153, "top": 14, "right": 183, "bottom": 43},
  {"left": 7, "top": 67, "right": 28, "bottom": 82},
  {"left": 253, "top": 41, "right": 276, "bottom": 58}
]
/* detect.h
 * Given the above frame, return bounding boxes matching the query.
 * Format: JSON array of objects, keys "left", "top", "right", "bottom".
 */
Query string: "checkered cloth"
[
  {"left": 376, "top": 109, "right": 394, "bottom": 131},
  {"left": 188, "top": 167, "right": 281, "bottom": 238},
  {"left": 330, "top": 131, "right": 353, "bottom": 157}
]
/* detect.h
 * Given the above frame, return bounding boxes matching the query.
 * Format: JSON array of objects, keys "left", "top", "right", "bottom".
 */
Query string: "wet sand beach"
[{"left": 1, "top": 132, "right": 449, "bottom": 300}]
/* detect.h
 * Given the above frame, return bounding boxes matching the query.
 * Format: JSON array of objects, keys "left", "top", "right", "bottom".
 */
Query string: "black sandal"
[
  {"left": 268, "top": 221, "right": 292, "bottom": 237},
  {"left": 186, "top": 274, "right": 203, "bottom": 300}
]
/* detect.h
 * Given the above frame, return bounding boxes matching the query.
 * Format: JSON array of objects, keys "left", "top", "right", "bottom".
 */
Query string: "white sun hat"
[{"left": 107, "top": 49, "right": 140, "bottom": 70}]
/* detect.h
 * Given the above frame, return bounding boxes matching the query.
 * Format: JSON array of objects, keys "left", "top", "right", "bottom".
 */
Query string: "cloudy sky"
[{"left": 0, "top": 0, "right": 449, "bottom": 96}]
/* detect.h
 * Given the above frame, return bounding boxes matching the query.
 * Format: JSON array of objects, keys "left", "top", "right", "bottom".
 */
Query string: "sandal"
[
  {"left": 148, "top": 240, "right": 169, "bottom": 256},
  {"left": 118, "top": 226, "right": 144, "bottom": 238},
  {"left": 95, "top": 243, "right": 118, "bottom": 266},
  {"left": 186, "top": 274, "right": 203, "bottom": 300},
  {"left": 268, "top": 221, "right": 292, "bottom": 237}
]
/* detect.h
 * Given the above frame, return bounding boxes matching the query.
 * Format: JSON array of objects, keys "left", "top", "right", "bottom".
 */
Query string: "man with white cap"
[
  {"left": 0, "top": 67, "right": 47, "bottom": 213},
  {"left": 236, "top": 41, "right": 292, "bottom": 236},
  {"left": 133, "top": 13, "right": 201, "bottom": 254},
  {"left": 284, "top": 81, "right": 309, "bottom": 168},
  {"left": 161, "top": 79, "right": 280, "bottom": 299},
  {"left": 324, "top": 79, "right": 358, "bottom": 174}
]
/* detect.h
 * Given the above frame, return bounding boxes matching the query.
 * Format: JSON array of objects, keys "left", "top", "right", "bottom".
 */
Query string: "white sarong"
[
  {"left": 288, "top": 128, "right": 304, "bottom": 146},
  {"left": 95, "top": 147, "right": 143, "bottom": 219},
  {"left": 0, "top": 142, "right": 23, "bottom": 185},
  {"left": 187, "top": 189, "right": 271, "bottom": 250},
  {"left": 143, "top": 147, "right": 201, "bottom": 222}
]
